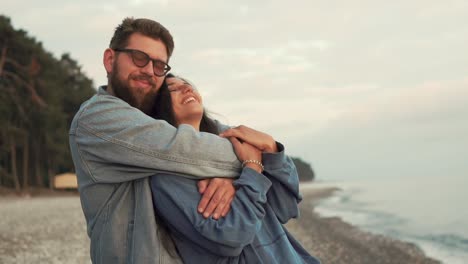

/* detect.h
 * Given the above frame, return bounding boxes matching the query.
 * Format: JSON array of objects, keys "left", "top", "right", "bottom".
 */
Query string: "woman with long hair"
[{"left": 150, "top": 74, "right": 320, "bottom": 264}]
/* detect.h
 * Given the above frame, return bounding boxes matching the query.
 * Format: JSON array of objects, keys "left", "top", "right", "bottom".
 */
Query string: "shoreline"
[
  {"left": 285, "top": 184, "right": 441, "bottom": 264},
  {"left": 0, "top": 186, "right": 442, "bottom": 264}
]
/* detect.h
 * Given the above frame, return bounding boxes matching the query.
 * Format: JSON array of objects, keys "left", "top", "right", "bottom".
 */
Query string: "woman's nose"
[{"left": 181, "top": 84, "right": 193, "bottom": 93}]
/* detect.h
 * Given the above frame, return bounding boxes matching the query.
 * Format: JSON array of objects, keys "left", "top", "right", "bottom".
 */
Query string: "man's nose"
[{"left": 140, "top": 61, "right": 155, "bottom": 76}]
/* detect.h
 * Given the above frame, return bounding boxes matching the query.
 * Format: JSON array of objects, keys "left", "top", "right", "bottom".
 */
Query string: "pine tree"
[{"left": 0, "top": 15, "right": 95, "bottom": 192}]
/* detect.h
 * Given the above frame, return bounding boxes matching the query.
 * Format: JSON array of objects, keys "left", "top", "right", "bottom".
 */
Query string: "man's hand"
[
  {"left": 220, "top": 125, "right": 278, "bottom": 153},
  {"left": 197, "top": 178, "right": 235, "bottom": 219}
]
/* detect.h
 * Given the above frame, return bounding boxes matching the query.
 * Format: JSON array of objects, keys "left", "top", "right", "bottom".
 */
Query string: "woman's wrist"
[{"left": 242, "top": 159, "right": 264, "bottom": 173}]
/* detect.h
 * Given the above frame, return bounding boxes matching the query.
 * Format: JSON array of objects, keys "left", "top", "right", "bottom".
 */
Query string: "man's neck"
[{"left": 106, "top": 85, "right": 116, "bottom": 96}]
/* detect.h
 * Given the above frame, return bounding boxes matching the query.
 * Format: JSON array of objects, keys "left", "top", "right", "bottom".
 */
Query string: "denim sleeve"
[
  {"left": 262, "top": 142, "right": 303, "bottom": 224},
  {"left": 70, "top": 94, "right": 241, "bottom": 183},
  {"left": 151, "top": 168, "right": 272, "bottom": 257}
]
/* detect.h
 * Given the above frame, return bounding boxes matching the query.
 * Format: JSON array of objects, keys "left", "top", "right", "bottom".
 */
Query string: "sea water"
[{"left": 309, "top": 175, "right": 468, "bottom": 264}]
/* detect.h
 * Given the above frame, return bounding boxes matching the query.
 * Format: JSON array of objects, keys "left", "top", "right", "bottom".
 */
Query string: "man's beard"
[{"left": 109, "top": 63, "right": 158, "bottom": 115}]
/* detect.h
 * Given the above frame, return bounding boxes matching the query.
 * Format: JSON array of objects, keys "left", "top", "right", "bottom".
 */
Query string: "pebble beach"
[
  {"left": 0, "top": 186, "right": 441, "bottom": 264},
  {"left": 285, "top": 186, "right": 441, "bottom": 264},
  {"left": 0, "top": 194, "right": 89, "bottom": 264}
]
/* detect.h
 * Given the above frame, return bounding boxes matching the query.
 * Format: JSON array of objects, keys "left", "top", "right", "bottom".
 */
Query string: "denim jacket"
[
  {"left": 69, "top": 86, "right": 242, "bottom": 264},
  {"left": 151, "top": 144, "right": 321, "bottom": 263}
]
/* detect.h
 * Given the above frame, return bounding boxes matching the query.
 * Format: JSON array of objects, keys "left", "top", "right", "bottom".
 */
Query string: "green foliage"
[
  {"left": 291, "top": 157, "right": 315, "bottom": 182},
  {"left": 0, "top": 15, "right": 316, "bottom": 189},
  {"left": 0, "top": 15, "right": 95, "bottom": 189}
]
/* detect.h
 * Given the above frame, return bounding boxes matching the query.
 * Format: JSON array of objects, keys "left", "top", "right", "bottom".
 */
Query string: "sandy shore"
[
  {"left": 285, "top": 185, "right": 442, "bottom": 264},
  {"left": 0, "top": 194, "right": 90, "bottom": 264},
  {"left": 0, "top": 187, "right": 441, "bottom": 264}
]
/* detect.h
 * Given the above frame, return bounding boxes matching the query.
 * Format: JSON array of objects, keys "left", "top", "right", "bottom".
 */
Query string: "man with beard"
[{"left": 69, "top": 18, "right": 241, "bottom": 264}]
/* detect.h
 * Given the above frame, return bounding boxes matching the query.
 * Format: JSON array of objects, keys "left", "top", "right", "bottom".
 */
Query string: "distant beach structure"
[{"left": 54, "top": 173, "right": 78, "bottom": 189}]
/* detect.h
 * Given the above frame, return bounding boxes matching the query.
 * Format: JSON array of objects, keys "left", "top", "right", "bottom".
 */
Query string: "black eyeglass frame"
[{"left": 114, "top": 48, "right": 171, "bottom": 77}]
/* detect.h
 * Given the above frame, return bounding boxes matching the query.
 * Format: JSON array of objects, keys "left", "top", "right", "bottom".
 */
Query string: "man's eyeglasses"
[{"left": 114, "top": 48, "right": 171, "bottom": 77}]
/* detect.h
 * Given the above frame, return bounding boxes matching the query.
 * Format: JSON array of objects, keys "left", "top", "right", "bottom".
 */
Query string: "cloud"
[
  {"left": 3, "top": 0, "right": 467, "bottom": 180},
  {"left": 129, "top": 0, "right": 169, "bottom": 6},
  {"left": 337, "top": 78, "right": 468, "bottom": 127},
  {"left": 187, "top": 39, "right": 326, "bottom": 80}
]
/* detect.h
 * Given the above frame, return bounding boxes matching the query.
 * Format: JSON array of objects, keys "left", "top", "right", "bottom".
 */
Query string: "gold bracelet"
[{"left": 242, "top": 159, "right": 264, "bottom": 172}]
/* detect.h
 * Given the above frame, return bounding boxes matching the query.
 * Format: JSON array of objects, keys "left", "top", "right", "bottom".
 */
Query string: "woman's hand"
[
  {"left": 220, "top": 125, "right": 278, "bottom": 153},
  {"left": 229, "top": 137, "right": 263, "bottom": 173}
]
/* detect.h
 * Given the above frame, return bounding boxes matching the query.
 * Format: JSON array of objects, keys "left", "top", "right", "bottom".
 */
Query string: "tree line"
[
  {"left": 0, "top": 15, "right": 95, "bottom": 192},
  {"left": 0, "top": 15, "right": 315, "bottom": 192},
  {"left": 291, "top": 157, "right": 315, "bottom": 182}
]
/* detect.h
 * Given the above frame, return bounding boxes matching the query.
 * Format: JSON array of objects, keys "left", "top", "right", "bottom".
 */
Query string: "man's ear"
[{"left": 103, "top": 48, "right": 115, "bottom": 75}]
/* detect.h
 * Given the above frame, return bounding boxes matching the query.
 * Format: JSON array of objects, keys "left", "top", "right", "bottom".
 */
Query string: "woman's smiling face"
[{"left": 166, "top": 76, "right": 204, "bottom": 127}]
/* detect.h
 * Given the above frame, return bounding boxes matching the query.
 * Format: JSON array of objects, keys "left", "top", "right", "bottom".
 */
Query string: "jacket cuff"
[
  {"left": 234, "top": 167, "right": 272, "bottom": 195},
  {"left": 262, "top": 142, "right": 287, "bottom": 171}
]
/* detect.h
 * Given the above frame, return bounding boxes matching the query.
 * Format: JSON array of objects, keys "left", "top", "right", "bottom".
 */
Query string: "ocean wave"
[{"left": 417, "top": 233, "right": 468, "bottom": 251}]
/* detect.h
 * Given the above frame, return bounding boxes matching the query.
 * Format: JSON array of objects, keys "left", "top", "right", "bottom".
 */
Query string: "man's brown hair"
[{"left": 109, "top": 17, "right": 175, "bottom": 58}]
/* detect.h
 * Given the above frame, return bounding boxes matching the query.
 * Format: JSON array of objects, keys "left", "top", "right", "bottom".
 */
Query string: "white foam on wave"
[
  {"left": 406, "top": 237, "right": 468, "bottom": 264},
  {"left": 313, "top": 176, "right": 468, "bottom": 264}
]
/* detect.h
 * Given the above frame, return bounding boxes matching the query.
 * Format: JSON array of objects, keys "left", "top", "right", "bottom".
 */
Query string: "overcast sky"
[{"left": 3, "top": 0, "right": 467, "bottom": 180}]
